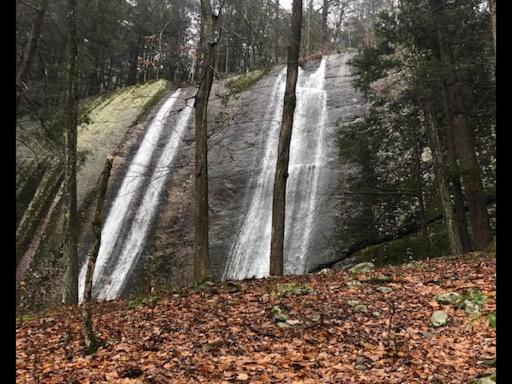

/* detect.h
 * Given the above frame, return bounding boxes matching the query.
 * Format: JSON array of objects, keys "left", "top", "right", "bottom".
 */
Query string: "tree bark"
[
  {"left": 489, "top": 0, "right": 496, "bottom": 52},
  {"left": 412, "top": 137, "right": 431, "bottom": 258},
  {"left": 16, "top": 0, "right": 48, "bottom": 113},
  {"left": 429, "top": 0, "right": 493, "bottom": 251},
  {"left": 425, "top": 110, "right": 463, "bottom": 256},
  {"left": 441, "top": 97, "right": 472, "bottom": 252},
  {"left": 193, "top": 0, "right": 219, "bottom": 282},
  {"left": 62, "top": 0, "right": 79, "bottom": 305},
  {"left": 269, "top": 0, "right": 302, "bottom": 276},
  {"left": 82, "top": 156, "right": 113, "bottom": 354},
  {"left": 274, "top": 0, "right": 280, "bottom": 64},
  {"left": 321, "top": 0, "right": 330, "bottom": 47}
]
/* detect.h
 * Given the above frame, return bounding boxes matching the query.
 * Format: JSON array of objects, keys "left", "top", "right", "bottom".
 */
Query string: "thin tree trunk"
[
  {"left": 270, "top": 0, "right": 302, "bottom": 276},
  {"left": 225, "top": 41, "right": 230, "bottom": 73},
  {"left": 274, "top": 0, "right": 280, "bottom": 64},
  {"left": 321, "top": 0, "right": 329, "bottom": 48},
  {"left": 306, "top": 0, "right": 312, "bottom": 55},
  {"left": 194, "top": 0, "right": 219, "bottom": 282},
  {"left": 413, "top": 138, "right": 431, "bottom": 258},
  {"left": 489, "top": 0, "right": 496, "bottom": 52},
  {"left": 425, "top": 110, "right": 463, "bottom": 256},
  {"left": 16, "top": 0, "right": 48, "bottom": 113},
  {"left": 62, "top": 0, "right": 79, "bottom": 304},
  {"left": 82, "top": 156, "right": 113, "bottom": 354}
]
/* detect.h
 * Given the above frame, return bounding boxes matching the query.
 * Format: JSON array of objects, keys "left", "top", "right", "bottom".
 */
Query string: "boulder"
[
  {"left": 435, "top": 292, "right": 463, "bottom": 305},
  {"left": 376, "top": 286, "right": 393, "bottom": 294},
  {"left": 431, "top": 310, "right": 449, "bottom": 327},
  {"left": 349, "top": 262, "right": 375, "bottom": 274},
  {"left": 353, "top": 304, "right": 368, "bottom": 313}
]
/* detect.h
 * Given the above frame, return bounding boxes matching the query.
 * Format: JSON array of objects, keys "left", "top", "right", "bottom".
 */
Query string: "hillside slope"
[{"left": 16, "top": 254, "right": 496, "bottom": 384}]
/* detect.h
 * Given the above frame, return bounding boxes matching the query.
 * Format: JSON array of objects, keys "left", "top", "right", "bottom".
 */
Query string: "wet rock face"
[
  {"left": 143, "top": 52, "right": 365, "bottom": 291},
  {"left": 19, "top": 52, "right": 367, "bottom": 310}
]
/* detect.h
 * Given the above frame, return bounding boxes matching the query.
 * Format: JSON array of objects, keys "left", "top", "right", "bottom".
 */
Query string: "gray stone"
[
  {"left": 431, "top": 311, "right": 449, "bottom": 327},
  {"left": 474, "top": 377, "right": 496, "bottom": 384},
  {"left": 463, "top": 299, "right": 480, "bottom": 315},
  {"left": 332, "top": 257, "right": 356, "bottom": 270},
  {"left": 349, "top": 262, "right": 375, "bottom": 274},
  {"left": 346, "top": 299, "right": 360, "bottom": 307},
  {"left": 435, "top": 292, "right": 463, "bottom": 305},
  {"left": 376, "top": 286, "right": 393, "bottom": 294},
  {"left": 353, "top": 304, "right": 368, "bottom": 313},
  {"left": 346, "top": 280, "right": 362, "bottom": 288}
]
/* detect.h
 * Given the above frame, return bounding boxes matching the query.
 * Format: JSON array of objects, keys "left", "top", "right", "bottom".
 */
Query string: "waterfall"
[
  {"left": 223, "top": 68, "right": 287, "bottom": 280},
  {"left": 284, "top": 58, "right": 328, "bottom": 274},
  {"left": 79, "top": 89, "right": 192, "bottom": 301},
  {"left": 224, "top": 57, "right": 328, "bottom": 279}
]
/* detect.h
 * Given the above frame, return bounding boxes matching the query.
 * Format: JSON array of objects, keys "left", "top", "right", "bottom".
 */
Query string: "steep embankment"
[{"left": 16, "top": 254, "right": 496, "bottom": 384}]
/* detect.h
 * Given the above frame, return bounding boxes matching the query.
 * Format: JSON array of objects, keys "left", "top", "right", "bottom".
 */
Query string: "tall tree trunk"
[
  {"left": 82, "top": 156, "right": 113, "bottom": 354},
  {"left": 321, "top": 0, "right": 329, "bottom": 48},
  {"left": 194, "top": 0, "right": 219, "bottom": 282},
  {"left": 425, "top": 110, "right": 463, "bottom": 256},
  {"left": 413, "top": 137, "right": 431, "bottom": 258},
  {"left": 62, "top": 0, "right": 79, "bottom": 305},
  {"left": 489, "top": 0, "right": 496, "bottom": 52},
  {"left": 430, "top": 0, "right": 493, "bottom": 250},
  {"left": 306, "top": 0, "right": 312, "bottom": 55},
  {"left": 16, "top": 0, "right": 48, "bottom": 113},
  {"left": 441, "top": 96, "right": 472, "bottom": 252},
  {"left": 274, "top": 0, "right": 280, "bottom": 64},
  {"left": 270, "top": 0, "right": 302, "bottom": 276}
]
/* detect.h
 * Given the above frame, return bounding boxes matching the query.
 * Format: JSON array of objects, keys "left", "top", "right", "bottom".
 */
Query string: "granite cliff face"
[
  {"left": 126, "top": 52, "right": 365, "bottom": 295},
  {"left": 17, "top": 52, "right": 366, "bottom": 308}
]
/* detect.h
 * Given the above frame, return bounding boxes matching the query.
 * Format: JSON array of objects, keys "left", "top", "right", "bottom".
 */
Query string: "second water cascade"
[{"left": 224, "top": 57, "right": 329, "bottom": 279}]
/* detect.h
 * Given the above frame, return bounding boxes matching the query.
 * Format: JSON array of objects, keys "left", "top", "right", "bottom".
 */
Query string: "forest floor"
[{"left": 16, "top": 253, "right": 495, "bottom": 384}]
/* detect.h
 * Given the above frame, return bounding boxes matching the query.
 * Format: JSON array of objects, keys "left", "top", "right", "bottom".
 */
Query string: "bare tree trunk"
[
  {"left": 16, "top": 0, "right": 48, "bottom": 113},
  {"left": 82, "top": 156, "right": 113, "bottom": 354},
  {"left": 321, "top": 0, "right": 329, "bottom": 48},
  {"left": 62, "top": 0, "right": 79, "bottom": 305},
  {"left": 194, "top": 0, "right": 219, "bottom": 282},
  {"left": 489, "top": 0, "right": 496, "bottom": 52},
  {"left": 270, "top": 0, "right": 302, "bottom": 276},
  {"left": 425, "top": 110, "right": 463, "bottom": 256},
  {"left": 306, "top": 0, "right": 312, "bottom": 55},
  {"left": 274, "top": 0, "right": 280, "bottom": 64},
  {"left": 413, "top": 138, "right": 431, "bottom": 258},
  {"left": 441, "top": 97, "right": 472, "bottom": 252}
]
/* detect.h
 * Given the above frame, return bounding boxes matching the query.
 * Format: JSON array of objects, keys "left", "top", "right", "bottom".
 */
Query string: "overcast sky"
[{"left": 281, "top": 0, "right": 292, "bottom": 10}]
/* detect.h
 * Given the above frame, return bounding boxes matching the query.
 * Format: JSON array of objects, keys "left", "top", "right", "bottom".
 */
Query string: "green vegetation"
[
  {"left": 487, "top": 313, "right": 496, "bottom": 329},
  {"left": 126, "top": 294, "right": 160, "bottom": 310},
  {"left": 273, "top": 282, "right": 313, "bottom": 297},
  {"left": 223, "top": 68, "right": 270, "bottom": 106}
]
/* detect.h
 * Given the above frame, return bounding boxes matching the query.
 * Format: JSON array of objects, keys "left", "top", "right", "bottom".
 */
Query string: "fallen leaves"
[{"left": 16, "top": 255, "right": 495, "bottom": 383}]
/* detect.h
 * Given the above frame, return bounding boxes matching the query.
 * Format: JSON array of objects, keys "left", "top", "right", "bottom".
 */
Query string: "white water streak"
[
  {"left": 225, "top": 57, "right": 329, "bottom": 279},
  {"left": 79, "top": 89, "right": 186, "bottom": 301}
]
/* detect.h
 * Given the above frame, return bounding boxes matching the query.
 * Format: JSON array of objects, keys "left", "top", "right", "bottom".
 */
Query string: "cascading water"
[
  {"left": 284, "top": 58, "right": 328, "bottom": 274},
  {"left": 78, "top": 89, "right": 192, "bottom": 301},
  {"left": 224, "top": 57, "right": 328, "bottom": 279},
  {"left": 223, "top": 68, "right": 287, "bottom": 279}
]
